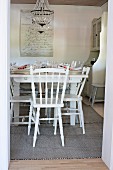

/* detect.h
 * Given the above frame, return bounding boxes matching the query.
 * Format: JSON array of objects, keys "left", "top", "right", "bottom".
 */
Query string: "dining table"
[{"left": 10, "top": 67, "right": 88, "bottom": 125}]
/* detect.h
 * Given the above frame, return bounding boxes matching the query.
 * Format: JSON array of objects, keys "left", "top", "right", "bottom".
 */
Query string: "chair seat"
[{"left": 64, "top": 94, "right": 82, "bottom": 101}]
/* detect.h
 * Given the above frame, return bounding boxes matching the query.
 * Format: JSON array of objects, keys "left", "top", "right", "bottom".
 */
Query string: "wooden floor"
[
  {"left": 9, "top": 101, "right": 107, "bottom": 170},
  {"left": 83, "top": 97, "right": 104, "bottom": 117},
  {"left": 9, "top": 158, "right": 108, "bottom": 170},
  {"left": 93, "top": 103, "right": 104, "bottom": 117}
]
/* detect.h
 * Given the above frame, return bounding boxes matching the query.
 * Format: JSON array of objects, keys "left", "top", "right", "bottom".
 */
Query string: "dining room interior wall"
[{"left": 10, "top": 4, "right": 102, "bottom": 65}]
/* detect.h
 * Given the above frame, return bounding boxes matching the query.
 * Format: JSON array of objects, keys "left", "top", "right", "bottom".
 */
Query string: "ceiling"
[{"left": 11, "top": 0, "right": 108, "bottom": 7}]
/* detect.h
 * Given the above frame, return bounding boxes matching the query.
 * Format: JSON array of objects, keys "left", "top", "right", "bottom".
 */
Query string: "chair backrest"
[
  {"left": 10, "top": 78, "right": 14, "bottom": 99},
  {"left": 71, "top": 61, "right": 77, "bottom": 68},
  {"left": 30, "top": 66, "right": 69, "bottom": 107},
  {"left": 76, "top": 67, "right": 90, "bottom": 96}
]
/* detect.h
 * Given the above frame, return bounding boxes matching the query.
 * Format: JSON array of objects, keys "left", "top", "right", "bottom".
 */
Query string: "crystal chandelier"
[{"left": 31, "top": 0, "right": 54, "bottom": 27}]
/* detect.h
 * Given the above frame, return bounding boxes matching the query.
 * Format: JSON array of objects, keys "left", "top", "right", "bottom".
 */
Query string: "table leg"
[{"left": 70, "top": 83, "right": 77, "bottom": 125}]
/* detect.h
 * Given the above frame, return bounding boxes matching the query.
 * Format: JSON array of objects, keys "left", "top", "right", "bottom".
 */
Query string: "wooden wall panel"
[{"left": 11, "top": 0, "right": 108, "bottom": 7}]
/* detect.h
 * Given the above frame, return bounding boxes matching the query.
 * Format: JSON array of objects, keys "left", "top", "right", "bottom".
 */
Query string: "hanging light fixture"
[{"left": 31, "top": 0, "right": 54, "bottom": 27}]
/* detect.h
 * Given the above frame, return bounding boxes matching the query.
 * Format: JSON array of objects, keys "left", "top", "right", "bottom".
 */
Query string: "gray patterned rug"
[{"left": 10, "top": 104, "right": 103, "bottom": 160}]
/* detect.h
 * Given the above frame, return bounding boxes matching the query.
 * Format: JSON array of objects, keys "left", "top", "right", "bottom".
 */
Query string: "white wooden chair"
[
  {"left": 62, "top": 67, "right": 90, "bottom": 134},
  {"left": 10, "top": 79, "right": 32, "bottom": 125},
  {"left": 28, "top": 66, "right": 69, "bottom": 147}
]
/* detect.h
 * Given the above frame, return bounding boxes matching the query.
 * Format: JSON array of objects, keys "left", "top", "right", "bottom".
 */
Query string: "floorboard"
[{"left": 9, "top": 158, "right": 108, "bottom": 170}]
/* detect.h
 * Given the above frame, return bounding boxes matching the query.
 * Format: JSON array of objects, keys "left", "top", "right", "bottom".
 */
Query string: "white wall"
[
  {"left": 102, "top": 0, "right": 113, "bottom": 169},
  {"left": 0, "top": 0, "right": 10, "bottom": 170},
  {"left": 10, "top": 4, "right": 101, "bottom": 65}
]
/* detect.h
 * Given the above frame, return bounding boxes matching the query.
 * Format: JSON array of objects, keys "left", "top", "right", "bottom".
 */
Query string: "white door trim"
[
  {"left": 0, "top": 0, "right": 10, "bottom": 170},
  {"left": 102, "top": 0, "right": 113, "bottom": 169}
]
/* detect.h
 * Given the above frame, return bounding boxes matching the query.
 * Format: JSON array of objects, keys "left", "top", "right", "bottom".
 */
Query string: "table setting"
[{"left": 10, "top": 60, "right": 84, "bottom": 75}]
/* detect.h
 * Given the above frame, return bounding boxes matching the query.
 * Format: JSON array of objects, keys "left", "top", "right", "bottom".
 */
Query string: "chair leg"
[
  {"left": 53, "top": 108, "right": 55, "bottom": 127},
  {"left": 78, "top": 102, "right": 82, "bottom": 127},
  {"left": 28, "top": 103, "right": 33, "bottom": 135},
  {"left": 33, "top": 108, "right": 40, "bottom": 147},
  {"left": 78, "top": 101, "right": 85, "bottom": 134},
  {"left": 53, "top": 108, "right": 56, "bottom": 125},
  {"left": 58, "top": 107, "right": 64, "bottom": 147},
  {"left": 54, "top": 107, "right": 58, "bottom": 135},
  {"left": 75, "top": 101, "right": 79, "bottom": 124},
  {"left": 10, "top": 102, "right": 14, "bottom": 123}
]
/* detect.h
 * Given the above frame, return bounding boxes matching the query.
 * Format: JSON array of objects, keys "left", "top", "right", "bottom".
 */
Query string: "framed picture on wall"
[{"left": 20, "top": 9, "right": 54, "bottom": 57}]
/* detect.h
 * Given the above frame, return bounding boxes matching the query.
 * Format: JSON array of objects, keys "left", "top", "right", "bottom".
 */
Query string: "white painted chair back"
[
  {"left": 30, "top": 66, "right": 69, "bottom": 108},
  {"left": 62, "top": 67, "right": 90, "bottom": 133},
  {"left": 10, "top": 79, "right": 14, "bottom": 100},
  {"left": 10, "top": 78, "right": 32, "bottom": 125},
  {"left": 71, "top": 61, "right": 77, "bottom": 68},
  {"left": 29, "top": 66, "right": 69, "bottom": 147},
  {"left": 75, "top": 67, "right": 90, "bottom": 96}
]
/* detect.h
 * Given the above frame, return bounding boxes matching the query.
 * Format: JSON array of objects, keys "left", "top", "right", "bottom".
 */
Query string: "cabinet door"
[
  {"left": 92, "top": 18, "right": 101, "bottom": 50},
  {"left": 96, "top": 19, "right": 101, "bottom": 48},
  {"left": 92, "top": 22, "right": 97, "bottom": 49}
]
